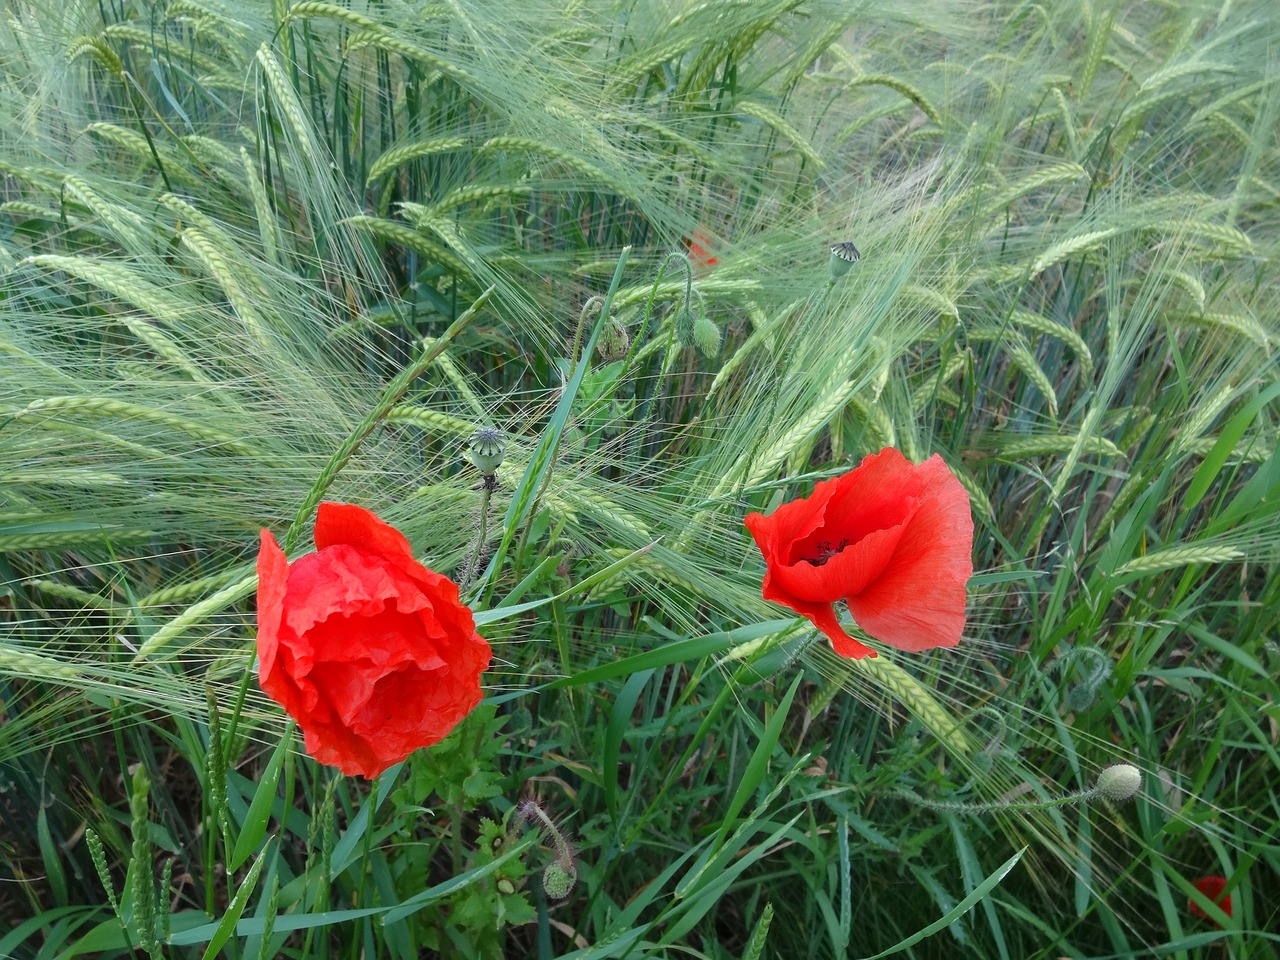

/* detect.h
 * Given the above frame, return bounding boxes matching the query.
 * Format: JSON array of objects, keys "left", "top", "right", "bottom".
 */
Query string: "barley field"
[{"left": 1, "top": 1, "right": 1277, "bottom": 957}]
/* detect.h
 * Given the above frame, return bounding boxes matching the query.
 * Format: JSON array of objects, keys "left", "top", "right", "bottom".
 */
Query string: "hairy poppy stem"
[
  {"left": 461, "top": 484, "right": 492, "bottom": 590},
  {"left": 897, "top": 764, "right": 1142, "bottom": 814},
  {"left": 513, "top": 799, "right": 580, "bottom": 901}
]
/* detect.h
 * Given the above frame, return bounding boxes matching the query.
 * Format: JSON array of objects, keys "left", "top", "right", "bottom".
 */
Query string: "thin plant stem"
[
  {"left": 462, "top": 483, "right": 492, "bottom": 591},
  {"left": 282, "top": 286, "right": 494, "bottom": 552}
]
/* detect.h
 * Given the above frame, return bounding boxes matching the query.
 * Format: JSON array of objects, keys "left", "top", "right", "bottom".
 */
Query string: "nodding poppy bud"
[
  {"left": 467, "top": 427, "right": 506, "bottom": 476},
  {"left": 693, "top": 316, "right": 721, "bottom": 358},
  {"left": 542, "top": 860, "right": 577, "bottom": 899},
  {"left": 674, "top": 306, "right": 697, "bottom": 349},
  {"left": 1094, "top": 763, "right": 1142, "bottom": 803},
  {"left": 596, "top": 317, "right": 630, "bottom": 363}
]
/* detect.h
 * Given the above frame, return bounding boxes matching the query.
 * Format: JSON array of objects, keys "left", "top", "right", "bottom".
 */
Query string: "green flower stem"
[
  {"left": 896, "top": 786, "right": 1097, "bottom": 814},
  {"left": 898, "top": 764, "right": 1142, "bottom": 814},
  {"left": 462, "top": 483, "right": 492, "bottom": 590}
]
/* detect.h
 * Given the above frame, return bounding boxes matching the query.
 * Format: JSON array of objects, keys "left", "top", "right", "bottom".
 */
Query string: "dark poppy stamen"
[{"left": 804, "top": 538, "right": 851, "bottom": 566}]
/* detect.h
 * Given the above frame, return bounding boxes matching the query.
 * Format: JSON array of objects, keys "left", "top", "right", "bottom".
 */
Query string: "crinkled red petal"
[
  {"left": 255, "top": 529, "right": 293, "bottom": 704},
  {"left": 746, "top": 449, "right": 973, "bottom": 658},
  {"left": 282, "top": 544, "right": 440, "bottom": 657},
  {"left": 744, "top": 479, "right": 836, "bottom": 565},
  {"left": 771, "top": 520, "right": 911, "bottom": 603},
  {"left": 785, "top": 449, "right": 922, "bottom": 565},
  {"left": 255, "top": 502, "right": 493, "bottom": 779},
  {"left": 314, "top": 501, "right": 418, "bottom": 567}
]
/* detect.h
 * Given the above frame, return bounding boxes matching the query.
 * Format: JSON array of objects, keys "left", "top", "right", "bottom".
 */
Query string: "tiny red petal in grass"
[
  {"left": 744, "top": 448, "right": 974, "bottom": 659},
  {"left": 1188, "top": 875, "right": 1232, "bottom": 926},
  {"left": 256, "top": 502, "right": 491, "bottom": 779}
]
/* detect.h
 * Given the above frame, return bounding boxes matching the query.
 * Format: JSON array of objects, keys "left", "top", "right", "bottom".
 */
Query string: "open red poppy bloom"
[
  {"left": 687, "top": 229, "right": 719, "bottom": 271},
  {"left": 1189, "top": 875, "right": 1232, "bottom": 925},
  {"left": 744, "top": 448, "right": 973, "bottom": 659},
  {"left": 256, "top": 503, "right": 491, "bottom": 778}
]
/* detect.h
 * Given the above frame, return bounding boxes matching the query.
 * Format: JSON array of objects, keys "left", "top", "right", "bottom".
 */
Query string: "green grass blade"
[
  {"left": 855, "top": 848, "right": 1026, "bottom": 960},
  {"left": 708, "top": 674, "right": 801, "bottom": 859},
  {"left": 604, "top": 669, "right": 654, "bottom": 816},
  {"left": 228, "top": 724, "right": 292, "bottom": 872},
  {"left": 197, "top": 840, "right": 272, "bottom": 960},
  {"left": 1181, "top": 380, "right": 1280, "bottom": 516}
]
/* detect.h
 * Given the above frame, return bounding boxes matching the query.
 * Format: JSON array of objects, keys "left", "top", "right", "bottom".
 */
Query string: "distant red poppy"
[
  {"left": 687, "top": 229, "right": 719, "bottom": 270},
  {"left": 1188, "top": 875, "right": 1232, "bottom": 925},
  {"left": 256, "top": 503, "right": 491, "bottom": 778},
  {"left": 744, "top": 448, "right": 973, "bottom": 659}
]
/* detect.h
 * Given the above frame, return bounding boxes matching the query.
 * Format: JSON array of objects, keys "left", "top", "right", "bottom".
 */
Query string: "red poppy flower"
[
  {"left": 1189, "top": 875, "right": 1232, "bottom": 925},
  {"left": 744, "top": 448, "right": 973, "bottom": 659},
  {"left": 687, "top": 229, "right": 719, "bottom": 271},
  {"left": 256, "top": 503, "right": 491, "bottom": 778}
]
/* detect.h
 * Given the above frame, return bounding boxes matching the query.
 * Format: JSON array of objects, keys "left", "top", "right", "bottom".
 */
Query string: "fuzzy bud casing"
[
  {"left": 542, "top": 861, "right": 577, "bottom": 899},
  {"left": 693, "top": 317, "right": 721, "bottom": 358},
  {"left": 1095, "top": 763, "right": 1142, "bottom": 803},
  {"left": 674, "top": 307, "right": 697, "bottom": 349},
  {"left": 596, "top": 318, "right": 630, "bottom": 363}
]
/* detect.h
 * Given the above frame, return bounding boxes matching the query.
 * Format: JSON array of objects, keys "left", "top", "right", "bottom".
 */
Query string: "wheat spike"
[
  {"left": 10, "top": 396, "right": 261, "bottom": 456},
  {"left": 366, "top": 136, "right": 468, "bottom": 184},
  {"left": 1115, "top": 545, "right": 1244, "bottom": 578},
  {"left": 856, "top": 654, "right": 971, "bottom": 756}
]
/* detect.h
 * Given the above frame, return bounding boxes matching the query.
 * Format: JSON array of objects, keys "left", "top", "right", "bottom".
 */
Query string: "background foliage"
[{"left": 1, "top": 0, "right": 1277, "bottom": 957}]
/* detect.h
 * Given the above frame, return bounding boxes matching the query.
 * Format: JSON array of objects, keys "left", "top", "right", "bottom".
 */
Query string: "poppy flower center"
[{"left": 802, "top": 538, "right": 852, "bottom": 566}]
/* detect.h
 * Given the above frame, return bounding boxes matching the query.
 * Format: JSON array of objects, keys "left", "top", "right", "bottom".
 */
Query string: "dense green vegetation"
[{"left": 1, "top": 0, "right": 1277, "bottom": 956}]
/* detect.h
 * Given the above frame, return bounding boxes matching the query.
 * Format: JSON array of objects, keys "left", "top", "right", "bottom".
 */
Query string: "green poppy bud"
[
  {"left": 674, "top": 306, "right": 696, "bottom": 349},
  {"left": 693, "top": 316, "right": 720, "bottom": 358},
  {"left": 542, "top": 860, "right": 577, "bottom": 899},
  {"left": 1094, "top": 763, "right": 1142, "bottom": 803},
  {"left": 596, "top": 318, "right": 630, "bottom": 363}
]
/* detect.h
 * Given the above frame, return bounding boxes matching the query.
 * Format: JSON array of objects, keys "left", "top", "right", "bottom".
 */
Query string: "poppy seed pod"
[
  {"left": 828, "top": 241, "right": 861, "bottom": 280},
  {"left": 468, "top": 427, "right": 507, "bottom": 476}
]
